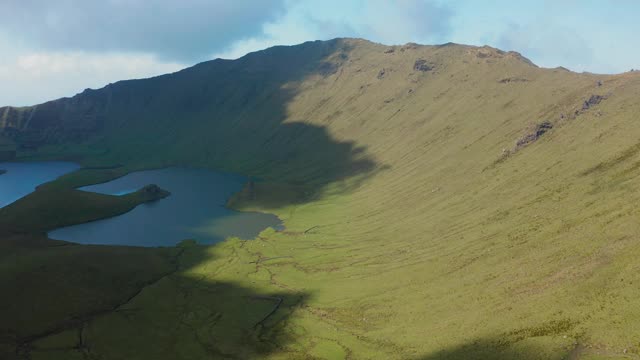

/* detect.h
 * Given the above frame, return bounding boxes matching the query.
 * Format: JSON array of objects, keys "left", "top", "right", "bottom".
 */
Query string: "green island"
[{"left": 2, "top": 39, "right": 640, "bottom": 359}]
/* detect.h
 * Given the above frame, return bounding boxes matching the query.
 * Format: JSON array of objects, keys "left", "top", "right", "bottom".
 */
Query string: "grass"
[
  {"left": 0, "top": 231, "right": 180, "bottom": 359},
  {"left": 2, "top": 38, "right": 640, "bottom": 359}
]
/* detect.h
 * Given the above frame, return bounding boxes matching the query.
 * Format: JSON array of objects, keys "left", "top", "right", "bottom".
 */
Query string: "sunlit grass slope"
[{"left": 3, "top": 38, "right": 640, "bottom": 359}]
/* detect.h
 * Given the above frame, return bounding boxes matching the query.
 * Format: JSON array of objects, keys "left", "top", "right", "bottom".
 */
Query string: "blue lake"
[
  {"left": 0, "top": 162, "right": 281, "bottom": 246},
  {"left": 49, "top": 167, "right": 282, "bottom": 247},
  {"left": 0, "top": 161, "right": 80, "bottom": 207}
]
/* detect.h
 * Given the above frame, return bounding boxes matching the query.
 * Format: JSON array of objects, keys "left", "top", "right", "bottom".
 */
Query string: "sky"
[{"left": 1, "top": 0, "right": 639, "bottom": 106}]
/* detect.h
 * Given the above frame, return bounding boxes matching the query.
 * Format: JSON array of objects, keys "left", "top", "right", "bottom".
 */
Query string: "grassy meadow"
[{"left": 2, "top": 39, "right": 640, "bottom": 359}]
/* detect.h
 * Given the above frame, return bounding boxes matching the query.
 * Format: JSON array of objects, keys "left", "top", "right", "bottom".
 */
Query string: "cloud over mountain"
[{"left": 1, "top": 0, "right": 287, "bottom": 62}]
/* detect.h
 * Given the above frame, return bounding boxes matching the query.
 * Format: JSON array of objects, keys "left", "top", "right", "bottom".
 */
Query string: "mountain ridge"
[
  {"left": 0, "top": 37, "right": 541, "bottom": 110},
  {"left": 0, "top": 37, "right": 596, "bottom": 163}
]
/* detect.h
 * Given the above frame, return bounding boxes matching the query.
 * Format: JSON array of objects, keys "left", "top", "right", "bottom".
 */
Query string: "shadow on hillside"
[
  {"left": 225, "top": 121, "right": 388, "bottom": 209},
  {"left": 1, "top": 236, "right": 311, "bottom": 359},
  {"left": 161, "top": 39, "right": 388, "bottom": 209},
  {"left": 415, "top": 337, "right": 570, "bottom": 360},
  {"left": 63, "top": 245, "right": 310, "bottom": 359}
]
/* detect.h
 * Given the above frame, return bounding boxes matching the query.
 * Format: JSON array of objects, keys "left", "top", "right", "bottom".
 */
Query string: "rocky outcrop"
[
  {"left": 498, "top": 77, "right": 530, "bottom": 84},
  {"left": 516, "top": 121, "right": 553, "bottom": 148},
  {"left": 138, "top": 184, "right": 170, "bottom": 202},
  {"left": 414, "top": 59, "right": 433, "bottom": 72},
  {"left": 571, "top": 94, "right": 608, "bottom": 117},
  {"left": 496, "top": 121, "right": 555, "bottom": 163},
  {"left": 582, "top": 94, "right": 605, "bottom": 111}
]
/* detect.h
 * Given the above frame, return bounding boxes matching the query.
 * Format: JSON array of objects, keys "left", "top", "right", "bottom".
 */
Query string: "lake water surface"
[
  {"left": 0, "top": 162, "right": 281, "bottom": 246},
  {"left": 48, "top": 167, "right": 282, "bottom": 246},
  {"left": 0, "top": 161, "right": 80, "bottom": 207}
]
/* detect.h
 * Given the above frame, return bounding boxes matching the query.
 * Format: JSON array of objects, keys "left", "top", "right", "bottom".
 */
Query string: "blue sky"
[{"left": 1, "top": 0, "right": 639, "bottom": 106}]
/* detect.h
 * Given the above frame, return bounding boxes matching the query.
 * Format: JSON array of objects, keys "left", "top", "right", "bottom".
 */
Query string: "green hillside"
[{"left": 2, "top": 38, "right": 640, "bottom": 359}]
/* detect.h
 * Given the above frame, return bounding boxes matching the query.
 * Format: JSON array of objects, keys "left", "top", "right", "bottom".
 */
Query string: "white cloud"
[
  {"left": 0, "top": 0, "right": 287, "bottom": 62},
  {"left": 357, "top": 0, "right": 453, "bottom": 45},
  {"left": 497, "top": 22, "right": 596, "bottom": 72},
  {"left": 213, "top": 0, "right": 454, "bottom": 60},
  {"left": 212, "top": 7, "right": 320, "bottom": 60},
  {"left": 0, "top": 51, "right": 185, "bottom": 106}
]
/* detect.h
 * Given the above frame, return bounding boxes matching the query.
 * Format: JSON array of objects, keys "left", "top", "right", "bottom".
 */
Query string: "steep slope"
[{"left": 3, "top": 38, "right": 640, "bottom": 359}]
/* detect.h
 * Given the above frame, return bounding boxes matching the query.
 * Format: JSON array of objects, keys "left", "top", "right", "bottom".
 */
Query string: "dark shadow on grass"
[
  {"left": 0, "top": 232, "right": 311, "bottom": 359},
  {"left": 416, "top": 318, "right": 580, "bottom": 360},
  {"left": 59, "top": 241, "right": 310, "bottom": 359},
  {"left": 415, "top": 337, "right": 572, "bottom": 360}
]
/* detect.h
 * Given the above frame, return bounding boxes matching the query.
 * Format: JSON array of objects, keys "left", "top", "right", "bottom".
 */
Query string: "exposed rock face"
[
  {"left": 401, "top": 43, "right": 419, "bottom": 51},
  {"left": 499, "top": 121, "right": 555, "bottom": 161},
  {"left": 516, "top": 121, "right": 553, "bottom": 148},
  {"left": 139, "top": 184, "right": 170, "bottom": 201},
  {"left": 414, "top": 59, "right": 433, "bottom": 72},
  {"left": 506, "top": 51, "right": 537, "bottom": 67},
  {"left": 582, "top": 94, "right": 605, "bottom": 110},
  {"left": 498, "top": 77, "right": 530, "bottom": 84},
  {"left": 142, "top": 184, "right": 161, "bottom": 194}
]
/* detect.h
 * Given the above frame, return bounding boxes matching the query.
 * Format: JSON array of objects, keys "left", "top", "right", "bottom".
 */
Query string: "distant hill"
[{"left": 3, "top": 38, "right": 640, "bottom": 358}]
